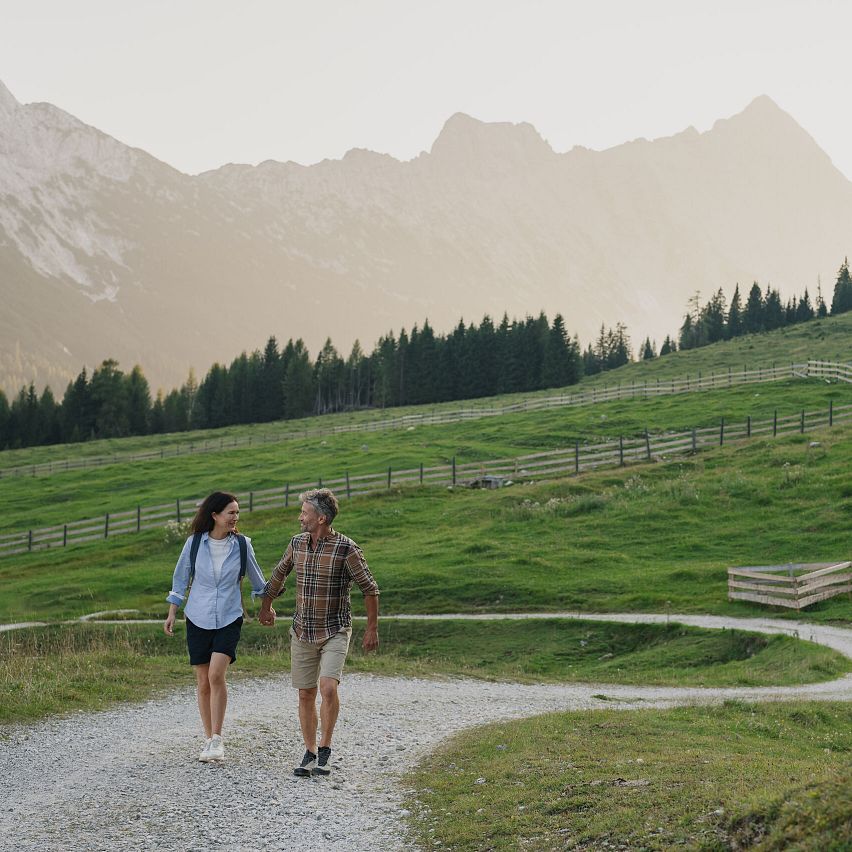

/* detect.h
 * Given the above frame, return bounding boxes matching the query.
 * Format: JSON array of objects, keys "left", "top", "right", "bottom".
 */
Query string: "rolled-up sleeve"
[
  {"left": 263, "top": 539, "right": 295, "bottom": 598},
  {"left": 345, "top": 544, "right": 380, "bottom": 596},
  {"left": 166, "top": 537, "right": 193, "bottom": 606},
  {"left": 244, "top": 539, "right": 268, "bottom": 600}
]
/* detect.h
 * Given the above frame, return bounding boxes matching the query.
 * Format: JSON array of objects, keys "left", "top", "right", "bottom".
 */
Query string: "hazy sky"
[{"left": 2, "top": 0, "right": 850, "bottom": 178}]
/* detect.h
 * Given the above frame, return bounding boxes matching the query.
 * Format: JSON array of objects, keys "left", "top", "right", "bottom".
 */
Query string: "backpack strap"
[
  {"left": 237, "top": 534, "right": 247, "bottom": 580},
  {"left": 189, "top": 532, "right": 203, "bottom": 583}
]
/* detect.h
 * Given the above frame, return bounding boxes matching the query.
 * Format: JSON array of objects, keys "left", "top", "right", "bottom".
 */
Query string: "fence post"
[
  {"left": 619, "top": 436, "right": 624, "bottom": 466},
  {"left": 575, "top": 440, "right": 580, "bottom": 474},
  {"left": 347, "top": 471, "right": 352, "bottom": 498},
  {"left": 249, "top": 492, "right": 254, "bottom": 512},
  {"left": 318, "top": 477, "right": 323, "bottom": 488},
  {"left": 452, "top": 456, "right": 456, "bottom": 486},
  {"left": 137, "top": 505, "right": 141, "bottom": 532},
  {"left": 800, "top": 409, "right": 805, "bottom": 434},
  {"left": 691, "top": 428, "right": 697, "bottom": 454},
  {"left": 419, "top": 463, "right": 423, "bottom": 485},
  {"left": 829, "top": 400, "right": 834, "bottom": 427},
  {"left": 773, "top": 410, "right": 778, "bottom": 437},
  {"left": 176, "top": 499, "right": 181, "bottom": 524},
  {"left": 285, "top": 483, "right": 290, "bottom": 508},
  {"left": 645, "top": 430, "right": 651, "bottom": 460},
  {"left": 28, "top": 530, "right": 32, "bottom": 551},
  {"left": 104, "top": 513, "right": 109, "bottom": 539},
  {"left": 63, "top": 524, "right": 68, "bottom": 546},
  {"left": 728, "top": 366, "right": 732, "bottom": 386},
  {"left": 387, "top": 466, "right": 392, "bottom": 489},
  {"left": 720, "top": 417, "right": 725, "bottom": 446},
  {"left": 747, "top": 415, "right": 751, "bottom": 438}
]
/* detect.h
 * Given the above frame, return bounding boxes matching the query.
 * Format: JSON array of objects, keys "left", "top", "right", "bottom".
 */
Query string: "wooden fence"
[
  {"left": 1, "top": 396, "right": 850, "bottom": 559},
  {"left": 1, "top": 359, "right": 848, "bottom": 481},
  {"left": 728, "top": 561, "right": 852, "bottom": 610}
]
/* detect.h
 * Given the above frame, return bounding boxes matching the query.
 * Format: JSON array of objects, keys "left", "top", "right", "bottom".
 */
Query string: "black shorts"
[{"left": 185, "top": 616, "right": 243, "bottom": 666}]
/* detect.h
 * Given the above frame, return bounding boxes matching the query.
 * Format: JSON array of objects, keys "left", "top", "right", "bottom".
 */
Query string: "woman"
[{"left": 164, "top": 491, "right": 267, "bottom": 762}]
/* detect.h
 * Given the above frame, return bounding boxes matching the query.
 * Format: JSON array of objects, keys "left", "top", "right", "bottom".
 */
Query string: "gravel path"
[{"left": 2, "top": 612, "right": 851, "bottom": 852}]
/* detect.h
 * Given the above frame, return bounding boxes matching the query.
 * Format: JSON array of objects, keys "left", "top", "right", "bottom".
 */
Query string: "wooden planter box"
[{"left": 728, "top": 561, "right": 852, "bottom": 610}]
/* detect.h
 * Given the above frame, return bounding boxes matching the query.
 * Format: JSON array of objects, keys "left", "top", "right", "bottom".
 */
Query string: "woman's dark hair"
[{"left": 191, "top": 491, "right": 239, "bottom": 534}]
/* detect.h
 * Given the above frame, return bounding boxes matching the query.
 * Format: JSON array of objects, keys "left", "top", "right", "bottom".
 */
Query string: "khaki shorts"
[{"left": 290, "top": 627, "right": 352, "bottom": 689}]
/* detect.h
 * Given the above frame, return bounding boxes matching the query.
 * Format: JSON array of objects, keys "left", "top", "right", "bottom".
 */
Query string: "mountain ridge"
[{"left": 1, "top": 82, "right": 850, "bottom": 396}]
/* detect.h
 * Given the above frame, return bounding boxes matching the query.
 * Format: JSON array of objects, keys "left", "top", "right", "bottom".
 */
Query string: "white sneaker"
[
  {"left": 205, "top": 734, "right": 225, "bottom": 762},
  {"left": 198, "top": 738, "right": 212, "bottom": 762}
]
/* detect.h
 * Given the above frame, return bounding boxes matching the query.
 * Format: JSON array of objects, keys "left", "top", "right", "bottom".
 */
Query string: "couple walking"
[{"left": 163, "top": 487, "right": 380, "bottom": 776}]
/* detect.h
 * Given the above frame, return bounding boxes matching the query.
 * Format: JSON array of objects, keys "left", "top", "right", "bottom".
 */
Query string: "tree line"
[
  {"left": 643, "top": 258, "right": 851, "bottom": 358},
  {"left": 0, "top": 312, "right": 588, "bottom": 448},
  {"left": 1, "top": 257, "right": 850, "bottom": 451}
]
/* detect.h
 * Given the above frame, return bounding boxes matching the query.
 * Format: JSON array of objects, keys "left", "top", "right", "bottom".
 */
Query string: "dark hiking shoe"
[
  {"left": 294, "top": 750, "right": 317, "bottom": 777},
  {"left": 312, "top": 746, "right": 332, "bottom": 776}
]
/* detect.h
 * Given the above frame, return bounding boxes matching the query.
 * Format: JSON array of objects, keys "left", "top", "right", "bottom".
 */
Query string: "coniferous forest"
[{"left": 1, "top": 258, "right": 850, "bottom": 451}]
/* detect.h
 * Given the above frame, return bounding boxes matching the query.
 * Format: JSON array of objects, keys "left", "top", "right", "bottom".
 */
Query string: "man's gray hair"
[{"left": 299, "top": 488, "right": 339, "bottom": 524}]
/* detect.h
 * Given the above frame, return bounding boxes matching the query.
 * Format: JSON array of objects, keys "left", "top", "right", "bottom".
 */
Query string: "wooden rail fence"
[
  {"left": 1, "top": 396, "right": 850, "bottom": 559},
  {"left": 1, "top": 359, "right": 848, "bottom": 481},
  {"left": 728, "top": 561, "right": 852, "bottom": 610}
]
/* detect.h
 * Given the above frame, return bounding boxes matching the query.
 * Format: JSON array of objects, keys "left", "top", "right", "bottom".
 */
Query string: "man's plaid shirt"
[{"left": 264, "top": 530, "right": 380, "bottom": 644}]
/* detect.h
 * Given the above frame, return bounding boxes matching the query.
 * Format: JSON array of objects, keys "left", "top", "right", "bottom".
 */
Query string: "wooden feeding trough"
[{"left": 728, "top": 561, "right": 852, "bottom": 610}]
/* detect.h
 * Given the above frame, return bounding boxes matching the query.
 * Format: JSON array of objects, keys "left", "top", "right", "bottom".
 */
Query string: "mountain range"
[{"left": 1, "top": 79, "right": 851, "bottom": 396}]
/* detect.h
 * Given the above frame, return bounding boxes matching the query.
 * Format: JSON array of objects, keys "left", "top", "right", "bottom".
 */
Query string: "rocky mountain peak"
[{"left": 429, "top": 112, "right": 554, "bottom": 169}]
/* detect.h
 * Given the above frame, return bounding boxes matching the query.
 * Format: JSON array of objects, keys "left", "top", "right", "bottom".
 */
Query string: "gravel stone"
[{"left": 1, "top": 612, "right": 850, "bottom": 851}]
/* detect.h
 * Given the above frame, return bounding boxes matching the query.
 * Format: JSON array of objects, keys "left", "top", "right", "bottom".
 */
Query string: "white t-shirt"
[{"left": 208, "top": 536, "right": 231, "bottom": 584}]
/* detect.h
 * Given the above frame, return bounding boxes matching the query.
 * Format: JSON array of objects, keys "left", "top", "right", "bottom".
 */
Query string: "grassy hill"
[
  {"left": 0, "top": 313, "right": 850, "bottom": 616},
  {"left": 0, "top": 311, "right": 850, "bottom": 475},
  {"left": 2, "top": 315, "right": 851, "bottom": 847}
]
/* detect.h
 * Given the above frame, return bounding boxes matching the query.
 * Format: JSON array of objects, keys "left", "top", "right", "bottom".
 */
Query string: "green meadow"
[
  {"left": 2, "top": 425, "right": 850, "bottom": 624},
  {"left": 0, "top": 377, "right": 848, "bottom": 533},
  {"left": 406, "top": 701, "right": 852, "bottom": 850}
]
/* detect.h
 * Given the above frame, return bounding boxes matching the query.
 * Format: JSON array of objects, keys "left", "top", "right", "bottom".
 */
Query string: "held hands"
[{"left": 258, "top": 602, "right": 276, "bottom": 627}]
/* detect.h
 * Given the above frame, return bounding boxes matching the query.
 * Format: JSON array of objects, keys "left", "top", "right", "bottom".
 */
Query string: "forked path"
[{"left": 1, "top": 612, "right": 851, "bottom": 852}]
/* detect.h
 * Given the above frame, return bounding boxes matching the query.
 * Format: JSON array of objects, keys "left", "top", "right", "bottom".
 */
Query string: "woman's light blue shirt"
[{"left": 166, "top": 533, "right": 267, "bottom": 629}]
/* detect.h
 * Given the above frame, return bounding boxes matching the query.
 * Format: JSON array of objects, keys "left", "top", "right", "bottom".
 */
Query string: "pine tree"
[
  {"left": 61, "top": 368, "right": 93, "bottom": 442},
  {"left": 283, "top": 340, "right": 314, "bottom": 419},
  {"left": 344, "top": 340, "right": 367, "bottom": 409},
  {"left": 542, "top": 313, "right": 574, "bottom": 388},
  {"left": 90, "top": 359, "right": 129, "bottom": 438},
  {"left": 659, "top": 335, "right": 676, "bottom": 356},
  {"left": 726, "top": 284, "right": 743, "bottom": 339},
  {"left": 795, "top": 289, "right": 814, "bottom": 323},
  {"left": 314, "top": 338, "right": 344, "bottom": 414},
  {"left": 763, "top": 286, "right": 785, "bottom": 330},
  {"left": 609, "top": 323, "right": 632, "bottom": 367},
  {"left": 743, "top": 282, "right": 764, "bottom": 334},
  {"left": 258, "top": 336, "right": 285, "bottom": 421},
  {"left": 816, "top": 279, "right": 829, "bottom": 318},
  {"left": 702, "top": 289, "right": 726, "bottom": 343},
  {"left": 149, "top": 391, "right": 166, "bottom": 434},
  {"left": 830, "top": 257, "right": 852, "bottom": 314},
  {"left": 125, "top": 366, "right": 151, "bottom": 435},
  {"left": 678, "top": 313, "right": 695, "bottom": 350},
  {"left": 475, "top": 315, "right": 499, "bottom": 398}
]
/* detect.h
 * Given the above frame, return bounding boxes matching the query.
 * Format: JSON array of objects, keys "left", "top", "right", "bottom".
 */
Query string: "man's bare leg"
[
  {"left": 298, "top": 686, "right": 319, "bottom": 753},
  {"left": 318, "top": 676, "right": 340, "bottom": 748}
]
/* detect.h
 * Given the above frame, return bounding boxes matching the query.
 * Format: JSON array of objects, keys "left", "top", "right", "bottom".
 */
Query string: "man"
[{"left": 259, "top": 488, "right": 379, "bottom": 777}]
